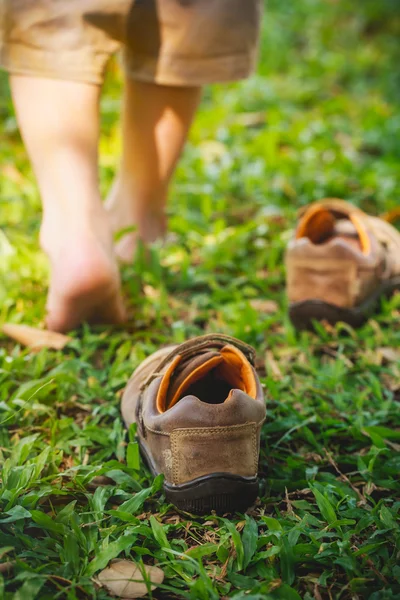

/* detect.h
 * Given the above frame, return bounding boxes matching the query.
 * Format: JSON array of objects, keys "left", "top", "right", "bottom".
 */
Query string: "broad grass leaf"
[
  {"left": 262, "top": 517, "right": 283, "bottom": 532},
  {"left": 128, "top": 423, "right": 137, "bottom": 443},
  {"left": 85, "top": 535, "right": 138, "bottom": 576},
  {"left": 90, "top": 485, "right": 114, "bottom": 516},
  {"left": 353, "top": 542, "right": 386, "bottom": 556},
  {"left": 107, "top": 510, "right": 141, "bottom": 524},
  {"left": 228, "top": 572, "right": 259, "bottom": 589},
  {"left": 253, "top": 546, "right": 280, "bottom": 560},
  {"left": 364, "top": 425, "right": 400, "bottom": 441},
  {"left": 185, "top": 543, "right": 218, "bottom": 559},
  {"left": 10, "top": 378, "right": 57, "bottom": 403},
  {"left": 127, "top": 442, "right": 140, "bottom": 470},
  {"left": 242, "top": 515, "right": 258, "bottom": 569},
  {"left": 273, "top": 583, "right": 302, "bottom": 599},
  {"left": 55, "top": 501, "right": 77, "bottom": 524},
  {"left": 280, "top": 537, "right": 295, "bottom": 585},
  {"left": 311, "top": 486, "right": 337, "bottom": 526},
  {"left": 8, "top": 434, "right": 39, "bottom": 466},
  {"left": 97, "top": 559, "right": 164, "bottom": 598},
  {"left": 188, "top": 571, "right": 219, "bottom": 600},
  {"left": 12, "top": 577, "right": 45, "bottom": 600},
  {"left": 150, "top": 515, "right": 171, "bottom": 550},
  {"left": 2, "top": 465, "right": 35, "bottom": 501},
  {"left": 32, "top": 446, "right": 51, "bottom": 480},
  {"left": 119, "top": 475, "right": 162, "bottom": 514},
  {"left": 30, "top": 510, "right": 65, "bottom": 535},
  {"left": 222, "top": 518, "right": 244, "bottom": 571},
  {"left": 63, "top": 532, "right": 80, "bottom": 574},
  {"left": 379, "top": 506, "right": 398, "bottom": 529},
  {"left": 0, "top": 505, "right": 31, "bottom": 523}
]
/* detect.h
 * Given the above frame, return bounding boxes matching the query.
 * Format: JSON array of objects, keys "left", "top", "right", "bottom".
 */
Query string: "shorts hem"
[
  {"left": 0, "top": 44, "right": 258, "bottom": 87},
  {"left": 0, "top": 45, "right": 108, "bottom": 85},
  {"left": 124, "top": 50, "right": 258, "bottom": 86}
]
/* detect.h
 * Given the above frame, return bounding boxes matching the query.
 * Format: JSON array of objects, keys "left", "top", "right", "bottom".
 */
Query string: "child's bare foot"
[
  {"left": 105, "top": 80, "right": 200, "bottom": 263},
  {"left": 10, "top": 77, "right": 126, "bottom": 332},
  {"left": 40, "top": 215, "right": 126, "bottom": 333},
  {"left": 106, "top": 179, "right": 166, "bottom": 263}
]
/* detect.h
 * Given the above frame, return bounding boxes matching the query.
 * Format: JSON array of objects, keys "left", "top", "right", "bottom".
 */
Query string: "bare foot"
[
  {"left": 40, "top": 215, "right": 126, "bottom": 332},
  {"left": 105, "top": 180, "right": 166, "bottom": 263}
]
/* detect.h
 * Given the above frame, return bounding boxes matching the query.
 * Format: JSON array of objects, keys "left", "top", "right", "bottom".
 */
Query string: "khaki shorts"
[{"left": 0, "top": 0, "right": 262, "bottom": 86}]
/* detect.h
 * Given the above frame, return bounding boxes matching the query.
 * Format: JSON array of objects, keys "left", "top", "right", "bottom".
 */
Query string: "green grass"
[{"left": 1, "top": 1, "right": 400, "bottom": 598}]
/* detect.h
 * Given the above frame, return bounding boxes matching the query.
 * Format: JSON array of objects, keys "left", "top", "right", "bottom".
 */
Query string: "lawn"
[{"left": 1, "top": 1, "right": 400, "bottom": 599}]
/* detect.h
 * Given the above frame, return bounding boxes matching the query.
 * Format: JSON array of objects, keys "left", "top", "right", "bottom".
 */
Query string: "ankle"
[
  {"left": 137, "top": 207, "right": 167, "bottom": 243},
  {"left": 106, "top": 178, "right": 167, "bottom": 242},
  {"left": 40, "top": 202, "right": 112, "bottom": 257}
]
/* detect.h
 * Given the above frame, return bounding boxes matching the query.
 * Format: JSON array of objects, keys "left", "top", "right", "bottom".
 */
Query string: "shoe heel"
[
  {"left": 289, "top": 300, "right": 366, "bottom": 329},
  {"left": 164, "top": 473, "right": 259, "bottom": 514}
]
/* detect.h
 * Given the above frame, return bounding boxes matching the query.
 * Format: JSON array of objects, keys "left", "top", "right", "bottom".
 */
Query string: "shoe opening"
[
  {"left": 296, "top": 205, "right": 369, "bottom": 253},
  {"left": 156, "top": 344, "right": 257, "bottom": 412}
]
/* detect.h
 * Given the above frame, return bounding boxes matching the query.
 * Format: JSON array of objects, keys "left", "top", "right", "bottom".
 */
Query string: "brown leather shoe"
[
  {"left": 286, "top": 199, "right": 400, "bottom": 329},
  {"left": 121, "top": 334, "right": 266, "bottom": 514}
]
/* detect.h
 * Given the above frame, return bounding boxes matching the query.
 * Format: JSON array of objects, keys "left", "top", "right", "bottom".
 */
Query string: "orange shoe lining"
[
  {"left": 166, "top": 355, "right": 224, "bottom": 410},
  {"left": 296, "top": 208, "right": 336, "bottom": 243},
  {"left": 156, "top": 355, "right": 182, "bottom": 413},
  {"left": 219, "top": 345, "right": 257, "bottom": 400},
  {"left": 296, "top": 205, "right": 370, "bottom": 255},
  {"left": 156, "top": 344, "right": 257, "bottom": 412},
  {"left": 349, "top": 214, "right": 370, "bottom": 255}
]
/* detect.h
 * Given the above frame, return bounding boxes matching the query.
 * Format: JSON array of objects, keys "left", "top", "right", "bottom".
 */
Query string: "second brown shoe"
[
  {"left": 121, "top": 334, "right": 266, "bottom": 514},
  {"left": 286, "top": 199, "right": 400, "bottom": 329}
]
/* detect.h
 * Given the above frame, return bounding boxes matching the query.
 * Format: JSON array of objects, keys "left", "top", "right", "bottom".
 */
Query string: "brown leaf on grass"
[
  {"left": 97, "top": 560, "right": 164, "bottom": 599},
  {"left": 377, "top": 347, "right": 400, "bottom": 364},
  {"left": 249, "top": 299, "right": 279, "bottom": 314},
  {"left": 0, "top": 561, "right": 14, "bottom": 574},
  {"left": 363, "top": 347, "right": 400, "bottom": 367},
  {"left": 2, "top": 324, "right": 71, "bottom": 350}
]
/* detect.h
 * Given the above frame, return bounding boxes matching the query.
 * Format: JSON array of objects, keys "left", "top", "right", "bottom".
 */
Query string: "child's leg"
[
  {"left": 10, "top": 75, "right": 126, "bottom": 332},
  {"left": 106, "top": 80, "right": 201, "bottom": 262}
]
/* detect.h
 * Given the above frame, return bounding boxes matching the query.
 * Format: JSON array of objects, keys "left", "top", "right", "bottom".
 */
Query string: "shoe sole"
[
  {"left": 164, "top": 473, "right": 259, "bottom": 514},
  {"left": 289, "top": 276, "right": 400, "bottom": 330},
  {"left": 140, "top": 439, "right": 258, "bottom": 514}
]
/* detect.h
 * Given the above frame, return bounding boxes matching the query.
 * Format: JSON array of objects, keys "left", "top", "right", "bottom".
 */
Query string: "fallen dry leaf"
[
  {"left": 249, "top": 299, "right": 279, "bottom": 314},
  {"left": 97, "top": 560, "right": 164, "bottom": 599},
  {"left": 377, "top": 347, "right": 400, "bottom": 364},
  {"left": 2, "top": 324, "right": 71, "bottom": 350}
]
